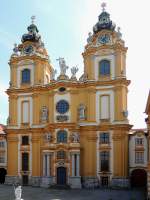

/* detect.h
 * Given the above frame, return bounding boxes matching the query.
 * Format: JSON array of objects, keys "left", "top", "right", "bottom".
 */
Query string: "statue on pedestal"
[
  {"left": 70, "top": 66, "right": 78, "bottom": 80},
  {"left": 14, "top": 185, "right": 23, "bottom": 200},
  {"left": 51, "top": 68, "right": 57, "bottom": 80},
  {"left": 71, "top": 132, "right": 80, "bottom": 143},
  {"left": 78, "top": 104, "right": 86, "bottom": 120},
  {"left": 40, "top": 106, "right": 48, "bottom": 123},
  {"left": 56, "top": 57, "right": 69, "bottom": 80}
]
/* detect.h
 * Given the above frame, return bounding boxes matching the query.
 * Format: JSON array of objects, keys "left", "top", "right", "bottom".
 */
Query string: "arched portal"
[
  {"left": 130, "top": 169, "right": 147, "bottom": 187},
  {"left": 57, "top": 167, "right": 67, "bottom": 185},
  {"left": 0, "top": 168, "right": 7, "bottom": 184}
]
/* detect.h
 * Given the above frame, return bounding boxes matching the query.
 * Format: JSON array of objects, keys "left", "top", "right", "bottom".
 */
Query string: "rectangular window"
[
  {"left": 0, "top": 141, "right": 5, "bottom": 148},
  {"left": 0, "top": 152, "right": 5, "bottom": 163},
  {"left": 135, "top": 138, "right": 143, "bottom": 146},
  {"left": 22, "top": 136, "right": 29, "bottom": 145},
  {"left": 22, "top": 152, "right": 29, "bottom": 171},
  {"left": 100, "top": 151, "right": 109, "bottom": 171},
  {"left": 135, "top": 152, "right": 144, "bottom": 164},
  {"left": 100, "top": 95, "right": 110, "bottom": 120},
  {"left": 22, "top": 101, "right": 29, "bottom": 124},
  {"left": 100, "top": 132, "right": 109, "bottom": 144}
]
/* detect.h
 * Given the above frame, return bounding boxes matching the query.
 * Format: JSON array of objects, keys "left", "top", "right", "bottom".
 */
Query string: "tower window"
[
  {"left": 57, "top": 130, "right": 67, "bottom": 143},
  {"left": 22, "top": 152, "right": 29, "bottom": 171},
  {"left": 99, "top": 60, "right": 110, "bottom": 75},
  {"left": 22, "top": 136, "right": 29, "bottom": 145},
  {"left": 100, "top": 151, "right": 109, "bottom": 171},
  {"left": 100, "top": 132, "right": 109, "bottom": 144},
  {"left": 22, "top": 69, "right": 31, "bottom": 83}
]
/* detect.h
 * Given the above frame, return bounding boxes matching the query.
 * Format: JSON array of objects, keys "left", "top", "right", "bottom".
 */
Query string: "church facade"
[{"left": 5, "top": 5, "right": 132, "bottom": 188}]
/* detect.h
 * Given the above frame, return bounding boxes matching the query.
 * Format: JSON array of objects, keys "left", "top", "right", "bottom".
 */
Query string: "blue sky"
[{"left": 0, "top": 0, "right": 150, "bottom": 128}]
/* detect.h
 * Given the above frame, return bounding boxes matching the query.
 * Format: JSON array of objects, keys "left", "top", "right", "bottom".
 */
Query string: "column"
[
  {"left": 43, "top": 154, "right": 45, "bottom": 176},
  {"left": 47, "top": 154, "right": 50, "bottom": 176},
  {"left": 77, "top": 154, "right": 80, "bottom": 177},
  {"left": 72, "top": 154, "right": 75, "bottom": 177}
]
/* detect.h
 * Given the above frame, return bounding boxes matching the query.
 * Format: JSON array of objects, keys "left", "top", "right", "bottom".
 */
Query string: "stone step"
[{"left": 50, "top": 184, "right": 71, "bottom": 190}]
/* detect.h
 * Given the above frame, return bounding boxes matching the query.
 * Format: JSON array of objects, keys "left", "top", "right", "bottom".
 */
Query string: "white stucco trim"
[
  {"left": 129, "top": 134, "right": 147, "bottom": 168},
  {"left": 96, "top": 90, "right": 114, "bottom": 123},
  {"left": 94, "top": 55, "right": 115, "bottom": 80},
  {"left": 29, "top": 134, "right": 32, "bottom": 176},
  {"left": 54, "top": 93, "right": 71, "bottom": 123},
  {"left": 96, "top": 131, "right": 99, "bottom": 177},
  {"left": 110, "top": 131, "right": 113, "bottom": 177},
  {"left": 17, "top": 64, "right": 34, "bottom": 88},
  {"left": 18, "top": 135, "right": 21, "bottom": 177},
  {"left": 17, "top": 96, "right": 33, "bottom": 127}
]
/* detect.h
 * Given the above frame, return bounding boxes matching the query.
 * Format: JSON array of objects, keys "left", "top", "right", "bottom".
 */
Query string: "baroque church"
[{"left": 4, "top": 4, "right": 133, "bottom": 189}]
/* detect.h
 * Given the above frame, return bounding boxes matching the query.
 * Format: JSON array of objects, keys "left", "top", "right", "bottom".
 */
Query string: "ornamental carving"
[
  {"left": 40, "top": 106, "right": 48, "bottom": 123},
  {"left": 78, "top": 104, "right": 87, "bottom": 120},
  {"left": 44, "top": 132, "right": 52, "bottom": 142},
  {"left": 70, "top": 132, "right": 80, "bottom": 143}
]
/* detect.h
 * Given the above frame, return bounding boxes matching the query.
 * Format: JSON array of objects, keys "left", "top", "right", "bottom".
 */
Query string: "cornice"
[{"left": 6, "top": 78, "right": 131, "bottom": 95}]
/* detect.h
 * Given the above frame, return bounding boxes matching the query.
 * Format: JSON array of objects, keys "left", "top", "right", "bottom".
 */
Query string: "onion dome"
[
  {"left": 93, "top": 3, "right": 116, "bottom": 34},
  {"left": 21, "top": 16, "right": 41, "bottom": 43}
]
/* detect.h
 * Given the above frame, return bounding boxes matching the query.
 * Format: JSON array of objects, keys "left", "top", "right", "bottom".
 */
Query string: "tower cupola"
[
  {"left": 21, "top": 16, "right": 41, "bottom": 43},
  {"left": 93, "top": 2, "right": 116, "bottom": 34}
]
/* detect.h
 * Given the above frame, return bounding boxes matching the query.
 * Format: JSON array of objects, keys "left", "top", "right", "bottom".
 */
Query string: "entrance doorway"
[
  {"left": 101, "top": 176, "right": 109, "bottom": 186},
  {"left": 22, "top": 175, "right": 28, "bottom": 186},
  {"left": 131, "top": 169, "right": 147, "bottom": 187},
  {"left": 0, "top": 168, "right": 7, "bottom": 184},
  {"left": 57, "top": 167, "right": 66, "bottom": 185}
]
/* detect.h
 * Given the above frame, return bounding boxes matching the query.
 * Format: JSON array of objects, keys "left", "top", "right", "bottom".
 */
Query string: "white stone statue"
[
  {"left": 79, "top": 72, "right": 88, "bottom": 81},
  {"left": 56, "top": 57, "right": 69, "bottom": 76},
  {"left": 78, "top": 104, "right": 86, "bottom": 120},
  {"left": 41, "top": 106, "right": 48, "bottom": 122},
  {"left": 71, "top": 132, "right": 80, "bottom": 143},
  {"left": 44, "top": 132, "right": 52, "bottom": 142},
  {"left": 71, "top": 66, "right": 79, "bottom": 79},
  {"left": 87, "top": 32, "right": 93, "bottom": 44},
  {"left": 51, "top": 68, "right": 57, "bottom": 80},
  {"left": 12, "top": 43, "right": 19, "bottom": 57},
  {"left": 14, "top": 185, "right": 23, "bottom": 200},
  {"left": 117, "top": 27, "right": 122, "bottom": 39}
]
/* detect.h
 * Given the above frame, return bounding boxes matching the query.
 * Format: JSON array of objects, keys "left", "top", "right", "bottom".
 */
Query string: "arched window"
[
  {"left": 57, "top": 151, "right": 66, "bottom": 159},
  {"left": 99, "top": 60, "right": 110, "bottom": 76},
  {"left": 57, "top": 130, "right": 67, "bottom": 143},
  {"left": 22, "top": 69, "right": 30, "bottom": 83}
]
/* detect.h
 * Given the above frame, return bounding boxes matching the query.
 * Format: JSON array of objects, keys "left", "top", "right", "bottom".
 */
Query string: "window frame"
[
  {"left": 0, "top": 152, "right": 5, "bottom": 163},
  {"left": 100, "top": 151, "right": 109, "bottom": 172},
  {"left": 135, "top": 151, "right": 144, "bottom": 164},
  {"left": 99, "top": 59, "right": 111, "bottom": 76},
  {"left": 57, "top": 130, "right": 67, "bottom": 143},
  {"left": 57, "top": 151, "right": 66, "bottom": 159},
  {"left": 21, "top": 68, "right": 31, "bottom": 84},
  {"left": 22, "top": 136, "right": 29, "bottom": 146},
  {"left": 100, "top": 132, "right": 109, "bottom": 144},
  {"left": 135, "top": 138, "right": 144, "bottom": 146}
]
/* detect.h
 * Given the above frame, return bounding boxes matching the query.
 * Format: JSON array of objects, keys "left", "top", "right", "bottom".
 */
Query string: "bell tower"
[
  {"left": 81, "top": 3, "right": 132, "bottom": 187},
  {"left": 83, "top": 3, "right": 129, "bottom": 122},
  {"left": 10, "top": 16, "right": 53, "bottom": 90}
]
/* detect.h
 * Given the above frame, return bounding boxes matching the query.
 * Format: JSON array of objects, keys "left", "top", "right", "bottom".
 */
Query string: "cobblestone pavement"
[{"left": 0, "top": 185, "right": 146, "bottom": 200}]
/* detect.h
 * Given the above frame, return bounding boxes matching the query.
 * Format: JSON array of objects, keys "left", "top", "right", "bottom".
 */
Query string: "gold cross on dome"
[
  {"left": 101, "top": 2, "right": 106, "bottom": 12},
  {"left": 31, "top": 16, "right": 36, "bottom": 24}
]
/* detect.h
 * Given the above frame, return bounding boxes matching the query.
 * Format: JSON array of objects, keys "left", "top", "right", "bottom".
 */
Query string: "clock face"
[
  {"left": 98, "top": 34, "right": 110, "bottom": 44},
  {"left": 23, "top": 45, "right": 34, "bottom": 54}
]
